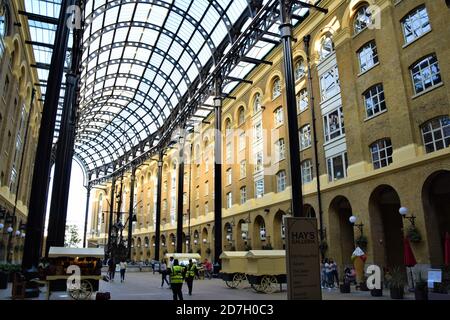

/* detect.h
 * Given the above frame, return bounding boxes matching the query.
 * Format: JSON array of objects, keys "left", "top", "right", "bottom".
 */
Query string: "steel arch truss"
[{"left": 75, "top": 0, "right": 253, "bottom": 174}]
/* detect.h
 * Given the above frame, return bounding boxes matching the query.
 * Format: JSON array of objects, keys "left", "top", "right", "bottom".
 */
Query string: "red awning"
[{"left": 404, "top": 237, "right": 417, "bottom": 267}]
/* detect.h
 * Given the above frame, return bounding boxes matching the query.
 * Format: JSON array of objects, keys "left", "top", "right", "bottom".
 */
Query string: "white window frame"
[
  {"left": 363, "top": 84, "right": 387, "bottom": 118},
  {"left": 255, "top": 178, "right": 264, "bottom": 198},
  {"left": 275, "top": 138, "right": 286, "bottom": 162},
  {"left": 354, "top": 5, "right": 372, "bottom": 35},
  {"left": 320, "top": 66, "right": 340, "bottom": 101},
  {"left": 326, "top": 152, "right": 348, "bottom": 182},
  {"left": 254, "top": 151, "right": 263, "bottom": 173},
  {"left": 277, "top": 170, "right": 287, "bottom": 192},
  {"left": 370, "top": 139, "right": 393, "bottom": 170},
  {"left": 323, "top": 106, "right": 345, "bottom": 142},
  {"left": 226, "top": 168, "right": 232, "bottom": 185},
  {"left": 239, "top": 131, "right": 246, "bottom": 151},
  {"left": 299, "top": 124, "right": 311, "bottom": 150},
  {"left": 253, "top": 93, "right": 262, "bottom": 113},
  {"left": 297, "top": 88, "right": 308, "bottom": 113},
  {"left": 272, "top": 78, "right": 281, "bottom": 99},
  {"left": 274, "top": 107, "right": 284, "bottom": 126},
  {"left": 240, "top": 160, "right": 246, "bottom": 179},
  {"left": 401, "top": 5, "right": 431, "bottom": 44},
  {"left": 410, "top": 54, "right": 441, "bottom": 95},
  {"left": 301, "top": 159, "right": 313, "bottom": 184},
  {"left": 226, "top": 192, "right": 232, "bottom": 209},
  {"left": 358, "top": 41, "right": 379, "bottom": 73},
  {"left": 295, "top": 57, "right": 306, "bottom": 80},
  {"left": 421, "top": 116, "right": 450, "bottom": 153},
  {"left": 240, "top": 186, "right": 247, "bottom": 204}
]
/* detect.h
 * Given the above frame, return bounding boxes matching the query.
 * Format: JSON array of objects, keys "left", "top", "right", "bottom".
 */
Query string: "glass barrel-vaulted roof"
[{"left": 75, "top": 0, "right": 250, "bottom": 170}]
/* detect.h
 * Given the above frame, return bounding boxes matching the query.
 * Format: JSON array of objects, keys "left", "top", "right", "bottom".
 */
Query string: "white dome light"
[{"left": 349, "top": 216, "right": 357, "bottom": 224}]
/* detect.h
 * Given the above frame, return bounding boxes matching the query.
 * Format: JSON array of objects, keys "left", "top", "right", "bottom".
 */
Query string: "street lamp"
[
  {"left": 202, "top": 238, "right": 207, "bottom": 244},
  {"left": 399, "top": 207, "right": 416, "bottom": 227},
  {"left": 349, "top": 215, "right": 364, "bottom": 236}
]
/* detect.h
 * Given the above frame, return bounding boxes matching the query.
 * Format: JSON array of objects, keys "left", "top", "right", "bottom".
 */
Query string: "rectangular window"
[
  {"left": 320, "top": 66, "right": 340, "bottom": 101},
  {"left": 301, "top": 160, "right": 313, "bottom": 184},
  {"left": 255, "top": 151, "right": 263, "bottom": 172},
  {"left": 364, "top": 84, "right": 387, "bottom": 118},
  {"left": 240, "top": 160, "right": 246, "bottom": 179},
  {"left": 255, "top": 178, "right": 264, "bottom": 198},
  {"left": 326, "top": 152, "right": 348, "bottom": 182},
  {"left": 254, "top": 122, "right": 263, "bottom": 142},
  {"left": 226, "top": 169, "right": 232, "bottom": 185},
  {"left": 240, "top": 186, "right": 247, "bottom": 204},
  {"left": 274, "top": 107, "right": 284, "bottom": 126},
  {"left": 297, "top": 89, "right": 308, "bottom": 113},
  {"left": 275, "top": 139, "right": 285, "bottom": 162},
  {"left": 277, "top": 171, "right": 286, "bottom": 192},
  {"left": 226, "top": 192, "right": 232, "bottom": 209},
  {"left": 239, "top": 132, "right": 246, "bottom": 151},
  {"left": 204, "top": 202, "right": 209, "bottom": 215},
  {"left": 323, "top": 107, "right": 345, "bottom": 142},
  {"left": 299, "top": 125, "right": 311, "bottom": 150},
  {"left": 205, "top": 182, "right": 209, "bottom": 196},
  {"left": 226, "top": 142, "right": 232, "bottom": 162},
  {"left": 421, "top": 117, "right": 450, "bottom": 153}
]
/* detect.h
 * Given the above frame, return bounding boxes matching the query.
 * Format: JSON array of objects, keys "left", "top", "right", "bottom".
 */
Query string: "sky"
[{"left": 46, "top": 160, "right": 90, "bottom": 247}]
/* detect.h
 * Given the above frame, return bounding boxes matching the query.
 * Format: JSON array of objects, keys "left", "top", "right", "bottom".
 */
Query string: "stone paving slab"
[{"left": 0, "top": 272, "right": 415, "bottom": 300}]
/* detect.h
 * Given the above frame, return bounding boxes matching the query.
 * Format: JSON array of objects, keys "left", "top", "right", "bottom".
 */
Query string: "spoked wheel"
[
  {"left": 232, "top": 273, "right": 247, "bottom": 288},
  {"left": 251, "top": 283, "right": 265, "bottom": 293},
  {"left": 69, "top": 280, "right": 93, "bottom": 300},
  {"left": 261, "top": 275, "right": 278, "bottom": 294}
]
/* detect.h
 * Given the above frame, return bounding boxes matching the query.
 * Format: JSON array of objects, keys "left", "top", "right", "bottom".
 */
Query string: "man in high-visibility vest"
[
  {"left": 170, "top": 259, "right": 185, "bottom": 300},
  {"left": 184, "top": 259, "right": 198, "bottom": 296}
]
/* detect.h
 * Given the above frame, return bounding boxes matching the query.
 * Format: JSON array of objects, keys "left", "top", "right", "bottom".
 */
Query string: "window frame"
[
  {"left": 401, "top": 5, "right": 431, "bottom": 45},
  {"left": 301, "top": 159, "right": 313, "bottom": 184},
  {"left": 357, "top": 40, "right": 379, "bottom": 73},
  {"left": 370, "top": 139, "right": 393, "bottom": 170},
  {"left": 326, "top": 152, "right": 348, "bottom": 182},
  {"left": 363, "top": 83, "right": 387, "bottom": 118},
  {"left": 323, "top": 106, "right": 345, "bottom": 142},
  {"left": 276, "top": 170, "right": 287, "bottom": 192},
  {"left": 421, "top": 116, "right": 450, "bottom": 153},
  {"left": 410, "top": 54, "right": 442, "bottom": 95}
]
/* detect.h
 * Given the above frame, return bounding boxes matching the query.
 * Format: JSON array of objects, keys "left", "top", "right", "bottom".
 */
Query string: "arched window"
[
  {"left": 319, "top": 34, "right": 334, "bottom": 61},
  {"left": 363, "top": 84, "right": 386, "bottom": 118},
  {"left": 225, "top": 118, "right": 232, "bottom": 132},
  {"left": 421, "top": 116, "right": 450, "bottom": 153},
  {"left": 295, "top": 57, "right": 306, "bottom": 80},
  {"left": 410, "top": 54, "right": 441, "bottom": 95},
  {"left": 354, "top": 4, "right": 372, "bottom": 35},
  {"left": 272, "top": 77, "right": 281, "bottom": 99},
  {"left": 253, "top": 93, "right": 262, "bottom": 113},
  {"left": 238, "top": 107, "right": 245, "bottom": 126},
  {"left": 401, "top": 5, "right": 431, "bottom": 44},
  {"left": 0, "top": 3, "right": 9, "bottom": 55}
]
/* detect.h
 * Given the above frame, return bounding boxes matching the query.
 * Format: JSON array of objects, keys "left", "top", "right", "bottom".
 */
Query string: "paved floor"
[{"left": 0, "top": 272, "right": 414, "bottom": 300}]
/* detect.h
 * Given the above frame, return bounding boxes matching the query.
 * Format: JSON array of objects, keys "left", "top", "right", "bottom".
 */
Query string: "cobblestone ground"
[{"left": 0, "top": 271, "right": 414, "bottom": 300}]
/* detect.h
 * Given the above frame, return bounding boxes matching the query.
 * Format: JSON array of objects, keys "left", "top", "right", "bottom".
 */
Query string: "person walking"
[
  {"left": 119, "top": 259, "right": 127, "bottom": 282},
  {"left": 170, "top": 259, "right": 185, "bottom": 300},
  {"left": 203, "top": 258, "right": 212, "bottom": 280},
  {"left": 184, "top": 259, "right": 198, "bottom": 296},
  {"left": 160, "top": 260, "right": 170, "bottom": 288},
  {"left": 324, "top": 258, "right": 334, "bottom": 289},
  {"left": 330, "top": 259, "right": 339, "bottom": 287},
  {"left": 107, "top": 257, "right": 116, "bottom": 281}
]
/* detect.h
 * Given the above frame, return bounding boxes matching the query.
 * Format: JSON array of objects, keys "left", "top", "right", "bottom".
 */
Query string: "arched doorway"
[
  {"left": 223, "top": 222, "right": 234, "bottom": 250},
  {"left": 422, "top": 170, "right": 450, "bottom": 267},
  {"left": 236, "top": 219, "right": 248, "bottom": 250},
  {"left": 303, "top": 204, "right": 316, "bottom": 218},
  {"left": 144, "top": 237, "right": 150, "bottom": 261},
  {"left": 253, "top": 215, "right": 266, "bottom": 249},
  {"left": 201, "top": 227, "right": 210, "bottom": 259},
  {"left": 160, "top": 234, "right": 167, "bottom": 256},
  {"left": 169, "top": 233, "right": 176, "bottom": 253},
  {"left": 131, "top": 238, "right": 136, "bottom": 261},
  {"left": 136, "top": 237, "right": 142, "bottom": 262},
  {"left": 329, "top": 196, "right": 355, "bottom": 272},
  {"left": 273, "top": 210, "right": 285, "bottom": 249},
  {"left": 150, "top": 235, "right": 156, "bottom": 255},
  {"left": 193, "top": 230, "right": 200, "bottom": 254},
  {"left": 369, "top": 185, "right": 403, "bottom": 269}
]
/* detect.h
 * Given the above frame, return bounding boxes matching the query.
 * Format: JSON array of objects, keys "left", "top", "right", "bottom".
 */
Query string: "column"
[{"left": 127, "top": 167, "right": 136, "bottom": 260}]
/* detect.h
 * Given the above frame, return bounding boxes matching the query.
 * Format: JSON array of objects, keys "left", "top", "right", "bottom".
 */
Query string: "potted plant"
[
  {"left": 388, "top": 267, "right": 406, "bottom": 299},
  {"left": 414, "top": 272, "right": 428, "bottom": 300}
]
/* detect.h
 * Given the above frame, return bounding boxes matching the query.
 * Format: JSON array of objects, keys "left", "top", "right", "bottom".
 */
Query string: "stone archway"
[
  {"left": 136, "top": 237, "right": 142, "bottom": 262},
  {"left": 169, "top": 233, "right": 176, "bottom": 253},
  {"left": 223, "top": 222, "right": 234, "bottom": 251},
  {"left": 303, "top": 204, "right": 316, "bottom": 218},
  {"left": 201, "top": 227, "right": 210, "bottom": 259},
  {"left": 273, "top": 210, "right": 285, "bottom": 249},
  {"left": 253, "top": 215, "right": 266, "bottom": 250},
  {"left": 160, "top": 234, "right": 167, "bottom": 257},
  {"left": 369, "top": 185, "right": 403, "bottom": 269},
  {"left": 182, "top": 232, "right": 187, "bottom": 253},
  {"left": 236, "top": 219, "right": 248, "bottom": 250},
  {"left": 328, "top": 196, "right": 355, "bottom": 273},
  {"left": 422, "top": 170, "right": 450, "bottom": 267}
]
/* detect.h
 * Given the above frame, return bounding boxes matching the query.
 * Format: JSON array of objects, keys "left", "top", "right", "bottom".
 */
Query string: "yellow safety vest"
[
  {"left": 186, "top": 264, "right": 197, "bottom": 278},
  {"left": 171, "top": 265, "right": 184, "bottom": 284}
]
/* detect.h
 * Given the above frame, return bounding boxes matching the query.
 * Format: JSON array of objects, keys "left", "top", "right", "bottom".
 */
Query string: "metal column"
[
  {"left": 154, "top": 151, "right": 163, "bottom": 262},
  {"left": 279, "top": 0, "right": 304, "bottom": 217},
  {"left": 106, "top": 177, "right": 116, "bottom": 258},
  {"left": 82, "top": 186, "right": 91, "bottom": 248},
  {"left": 213, "top": 78, "right": 223, "bottom": 267},
  {"left": 304, "top": 35, "right": 325, "bottom": 242},
  {"left": 176, "top": 141, "right": 185, "bottom": 253},
  {"left": 22, "top": 0, "right": 75, "bottom": 270},
  {"left": 127, "top": 167, "right": 136, "bottom": 260}
]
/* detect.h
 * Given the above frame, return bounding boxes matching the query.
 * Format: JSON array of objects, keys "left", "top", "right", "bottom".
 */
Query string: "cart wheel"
[
  {"left": 251, "top": 283, "right": 265, "bottom": 293},
  {"left": 261, "top": 275, "right": 278, "bottom": 294},
  {"left": 232, "top": 273, "right": 247, "bottom": 288},
  {"left": 69, "top": 280, "right": 93, "bottom": 300}
]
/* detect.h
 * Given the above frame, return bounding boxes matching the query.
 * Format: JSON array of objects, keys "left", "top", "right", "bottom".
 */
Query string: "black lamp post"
[
  {"left": 399, "top": 207, "right": 416, "bottom": 227},
  {"left": 349, "top": 215, "right": 364, "bottom": 236}
]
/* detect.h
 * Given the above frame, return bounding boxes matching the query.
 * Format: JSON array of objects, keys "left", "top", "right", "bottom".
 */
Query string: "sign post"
[{"left": 285, "top": 217, "right": 322, "bottom": 300}]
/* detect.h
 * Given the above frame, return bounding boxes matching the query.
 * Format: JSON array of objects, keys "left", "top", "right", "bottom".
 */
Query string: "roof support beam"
[
  {"left": 225, "top": 76, "right": 253, "bottom": 85},
  {"left": 239, "top": 56, "right": 273, "bottom": 65}
]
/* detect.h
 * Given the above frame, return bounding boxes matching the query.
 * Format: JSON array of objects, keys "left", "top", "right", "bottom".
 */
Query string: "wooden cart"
[
  {"left": 44, "top": 247, "right": 104, "bottom": 300},
  {"left": 219, "top": 251, "right": 248, "bottom": 289},
  {"left": 245, "top": 250, "right": 286, "bottom": 294}
]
